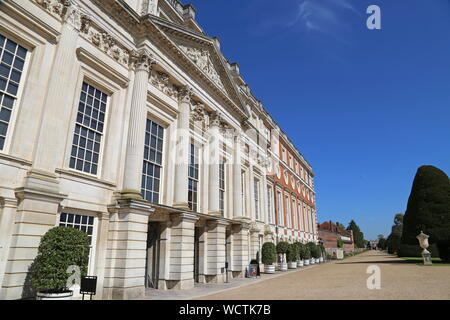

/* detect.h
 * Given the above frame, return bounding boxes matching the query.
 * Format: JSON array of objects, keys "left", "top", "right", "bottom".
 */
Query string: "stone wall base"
[
  {"left": 103, "top": 286, "right": 144, "bottom": 300},
  {"left": 205, "top": 274, "right": 226, "bottom": 284}
]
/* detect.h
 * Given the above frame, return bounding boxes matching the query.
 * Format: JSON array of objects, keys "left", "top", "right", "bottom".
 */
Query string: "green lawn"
[{"left": 400, "top": 257, "right": 450, "bottom": 266}]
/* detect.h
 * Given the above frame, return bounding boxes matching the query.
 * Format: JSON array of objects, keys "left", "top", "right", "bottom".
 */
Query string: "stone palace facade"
[{"left": 0, "top": 0, "right": 318, "bottom": 299}]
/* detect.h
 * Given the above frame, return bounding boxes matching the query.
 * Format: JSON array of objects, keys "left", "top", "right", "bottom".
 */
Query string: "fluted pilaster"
[
  {"left": 172, "top": 86, "right": 193, "bottom": 209},
  {"left": 232, "top": 133, "right": 244, "bottom": 219},
  {"left": 208, "top": 111, "right": 221, "bottom": 216},
  {"left": 122, "top": 50, "right": 155, "bottom": 197}
]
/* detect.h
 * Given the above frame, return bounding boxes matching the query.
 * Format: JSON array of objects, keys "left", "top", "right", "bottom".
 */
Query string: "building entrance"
[{"left": 146, "top": 222, "right": 161, "bottom": 289}]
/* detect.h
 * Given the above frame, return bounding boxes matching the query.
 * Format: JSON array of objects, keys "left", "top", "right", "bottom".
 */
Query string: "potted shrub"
[
  {"left": 297, "top": 243, "right": 305, "bottom": 267},
  {"left": 319, "top": 245, "right": 325, "bottom": 263},
  {"left": 32, "top": 226, "right": 90, "bottom": 300},
  {"left": 276, "top": 241, "right": 289, "bottom": 271},
  {"left": 304, "top": 246, "right": 311, "bottom": 266},
  {"left": 261, "top": 242, "right": 277, "bottom": 274},
  {"left": 286, "top": 243, "right": 298, "bottom": 269},
  {"left": 307, "top": 242, "right": 317, "bottom": 264},
  {"left": 293, "top": 242, "right": 302, "bottom": 268},
  {"left": 312, "top": 244, "right": 321, "bottom": 263}
]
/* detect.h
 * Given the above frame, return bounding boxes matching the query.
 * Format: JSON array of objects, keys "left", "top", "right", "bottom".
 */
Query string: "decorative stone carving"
[
  {"left": 130, "top": 49, "right": 156, "bottom": 72},
  {"left": 150, "top": 71, "right": 179, "bottom": 100},
  {"left": 191, "top": 103, "right": 206, "bottom": 122},
  {"left": 35, "top": 0, "right": 72, "bottom": 19},
  {"left": 179, "top": 45, "right": 225, "bottom": 91},
  {"left": 59, "top": 12, "right": 133, "bottom": 68},
  {"left": 178, "top": 85, "right": 193, "bottom": 104},
  {"left": 208, "top": 110, "right": 222, "bottom": 128}
]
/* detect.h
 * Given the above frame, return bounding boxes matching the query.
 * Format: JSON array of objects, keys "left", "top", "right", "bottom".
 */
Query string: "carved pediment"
[
  {"left": 152, "top": 19, "right": 250, "bottom": 118},
  {"left": 178, "top": 44, "right": 225, "bottom": 91}
]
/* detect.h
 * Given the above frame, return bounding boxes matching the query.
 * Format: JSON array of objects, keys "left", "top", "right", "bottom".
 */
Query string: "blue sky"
[{"left": 188, "top": 0, "right": 450, "bottom": 240}]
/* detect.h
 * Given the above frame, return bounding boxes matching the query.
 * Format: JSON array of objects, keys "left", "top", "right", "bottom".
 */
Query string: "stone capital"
[
  {"left": 130, "top": 49, "right": 156, "bottom": 72},
  {"left": 208, "top": 110, "right": 222, "bottom": 128},
  {"left": 178, "top": 85, "right": 193, "bottom": 104},
  {"left": 190, "top": 102, "right": 206, "bottom": 122}
]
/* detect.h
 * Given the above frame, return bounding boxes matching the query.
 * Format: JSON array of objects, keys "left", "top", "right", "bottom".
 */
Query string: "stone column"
[
  {"left": 0, "top": 198, "right": 17, "bottom": 294},
  {"left": 231, "top": 223, "right": 250, "bottom": 278},
  {"left": 232, "top": 133, "right": 244, "bottom": 219},
  {"left": 157, "top": 221, "right": 171, "bottom": 290},
  {"left": 207, "top": 112, "right": 221, "bottom": 216},
  {"left": 167, "top": 212, "right": 198, "bottom": 289},
  {"left": 122, "top": 50, "right": 155, "bottom": 198},
  {"left": 205, "top": 219, "right": 228, "bottom": 283},
  {"left": 104, "top": 199, "right": 153, "bottom": 300},
  {"left": 248, "top": 162, "right": 255, "bottom": 220},
  {"left": 261, "top": 170, "right": 269, "bottom": 223},
  {"left": 93, "top": 212, "right": 110, "bottom": 300},
  {"left": 172, "top": 87, "right": 193, "bottom": 209},
  {"left": 249, "top": 224, "right": 261, "bottom": 261},
  {"left": 32, "top": 13, "right": 82, "bottom": 173}
]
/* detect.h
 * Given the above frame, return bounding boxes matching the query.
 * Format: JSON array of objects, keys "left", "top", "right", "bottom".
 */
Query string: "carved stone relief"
[
  {"left": 179, "top": 45, "right": 225, "bottom": 91},
  {"left": 150, "top": 71, "right": 179, "bottom": 99}
]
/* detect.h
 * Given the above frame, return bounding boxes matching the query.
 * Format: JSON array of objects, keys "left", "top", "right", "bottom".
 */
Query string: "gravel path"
[{"left": 197, "top": 250, "right": 450, "bottom": 300}]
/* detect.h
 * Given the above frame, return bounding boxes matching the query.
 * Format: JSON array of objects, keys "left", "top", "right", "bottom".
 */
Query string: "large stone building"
[{"left": 0, "top": 0, "right": 317, "bottom": 300}]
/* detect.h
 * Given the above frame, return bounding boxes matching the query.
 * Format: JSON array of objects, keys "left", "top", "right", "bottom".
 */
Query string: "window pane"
[
  {"left": 0, "top": 35, "right": 27, "bottom": 150},
  {"left": 141, "top": 118, "right": 164, "bottom": 203},
  {"left": 69, "top": 82, "right": 107, "bottom": 174}
]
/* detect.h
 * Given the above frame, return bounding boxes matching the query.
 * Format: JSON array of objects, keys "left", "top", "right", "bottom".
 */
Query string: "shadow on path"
[{"left": 336, "top": 259, "right": 416, "bottom": 265}]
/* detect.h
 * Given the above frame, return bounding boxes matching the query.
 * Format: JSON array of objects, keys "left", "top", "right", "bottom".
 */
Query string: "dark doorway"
[
  {"left": 225, "top": 229, "right": 231, "bottom": 282},
  {"left": 194, "top": 227, "right": 202, "bottom": 283},
  {"left": 146, "top": 222, "right": 161, "bottom": 289}
]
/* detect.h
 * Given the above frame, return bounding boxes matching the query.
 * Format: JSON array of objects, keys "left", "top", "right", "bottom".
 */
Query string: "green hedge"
[{"left": 398, "top": 243, "right": 440, "bottom": 258}]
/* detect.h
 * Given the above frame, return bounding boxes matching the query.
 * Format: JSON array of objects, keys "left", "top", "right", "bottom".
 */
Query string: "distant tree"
[
  {"left": 377, "top": 236, "right": 387, "bottom": 250},
  {"left": 386, "top": 213, "right": 403, "bottom": 254},
  {"left": 347, "top": 220, "right": 365, "bottom": 248},
  {"left": 401, "top": 166, "right": 450, "bottom": 261}
]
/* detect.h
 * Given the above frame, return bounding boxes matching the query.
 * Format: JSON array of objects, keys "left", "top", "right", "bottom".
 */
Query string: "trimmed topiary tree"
[
  {"left": 276, "top": 241, "right": 289, "bottom": 255},
  {"left": 401, "top": 166, "right": 450, "bottom": 261},
  {"left": 293, "top": 242, "right": 301, "bottom": 260},
  {"left": 32, "top": 226, "right": 90, "bottom": 294},
  {"left": 306, "top": 242, "right": 320, "bottom": 259},
  {"left": 261, "top": 242, "right": 277, "bottom": 265},
  {"left": 286, "top": 243, "right": 298, "bottom": 262},
  {"left": 298, "top": 243, "right": 306, "bottom": 260},
  {"left": 303, "top": 246, "right": 311, "bottom": 259}
]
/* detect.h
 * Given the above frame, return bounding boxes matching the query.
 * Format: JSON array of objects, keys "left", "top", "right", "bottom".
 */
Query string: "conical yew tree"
[{"left": 401, "top": 165, "right": 450, "bottom": 261}]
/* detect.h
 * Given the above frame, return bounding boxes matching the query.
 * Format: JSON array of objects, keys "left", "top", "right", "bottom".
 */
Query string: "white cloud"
[{"left": 288, "top": 0, "right": 360, "bottom": 40}]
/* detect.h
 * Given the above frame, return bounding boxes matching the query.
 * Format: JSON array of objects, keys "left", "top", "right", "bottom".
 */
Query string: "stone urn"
[
  {"left": 304, "top": 259, "right": 310, "bottom": 266},
  {"left": 297, "top": 259, "right": 304, "bottom": 268},
  {"left": 288, "top": 261, "right": 297, "bottom": 269}
]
